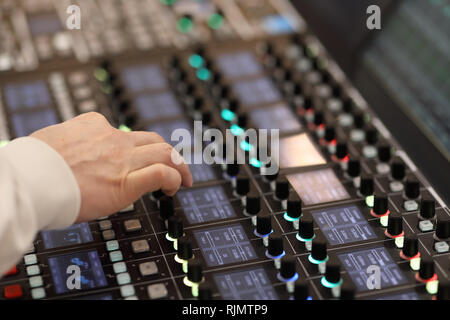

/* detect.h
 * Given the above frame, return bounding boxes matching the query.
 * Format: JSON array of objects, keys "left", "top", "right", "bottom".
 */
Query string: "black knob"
[
  {"left": 198, "top": 282, "right": 212, "bottom": 300},
  {"left": 275, "top": 177, "right": 289, "bottom": 200},
  {"left": 303, "top": 97, "right": 313, "bottom": 111},
  {"left": 340, "top": 282, "right": 355, "bottom": 300},
  {"left": 435, "top": 216, "right": 450, "bottom": 239},
  {"left": 187, "top": 259, "right": 203, "bottom": 283},
  {"left": 152, "top": 189, "right": 164, "bottom": 200},
  {"left": 436, "top": 279, "right": 450, "bottom": 300},
  {"left": 324, "top": 127, "right": 336, "bottom": 143},
  {"left": 418, "top": 255, "right": 435, "bottom": 280},
  {"left": 228, "top": 98, "right": 239, "bottom": 112},
  {"left": 264, "top": 166, "right": 279, "bottom": 182},
  {"left": 365, "top": 128, "right": 378, "bottom": 145},
  {"left": 118, "top": 100, "right": 131, "bottom": 113},
  {"left": 124, "top": 113, "right": 137, "bottom": 127},
  {"left": 391, "top": 161, "right": 405, "bottom": 181},
  {"left": 226, "top": 163, "right": 239, "bottom": 177},
  {"left": 293, "top": 83, "right": 302, "bottom": 96},
  {"left": 159, "top": 196, "right": 174, "bottom": 220},
  {"left": 347, "top": 159, "right": 361, "bottom": 178},
  {"left": 280, "top": 255, "right": 296, "bottom": 279},
  {"left": 342, "top": 98, "right": 354, "bottom": 113},
  {"left": 268, "top": 233, "right": 284, "bottom": 257},
  {"left": 177, "top": 237, "right": 193, "bottom": 260},
  {"left": 311, "top": 235, "right": 327, "bottom": 261},
  {"left": 313, "top": 112, "right": 324, "bottom": 126},
  {"left": 236, "top": 175, "right": 250, "bottom": 196},
  {"left": 256, "top": 213, "right": 272, "bottom": 235},
  {"left": 245, "top": 190, "right": 261, "bottom": 216},
  {"left": 420, "top": 199, "right": 436, "bottom": 219},
  {"left": 286, "top": 194, "right": 302, "bottom": 219},
  {"left": 405, "top": 179, "right": 420, "bottom": 199},
  {"left": 201, "top": 111, "right": 212, "bottom": 125},
  {"left": 298, "top": 215, "right": 314, "bottom": 240},
  {"left": 335, "top": 143, "right": 348, "bottom": 160},
  {"left": 402, "top": 234, "right": 418, "bottom": 258},
  {"left": 324, "top": 256, "right": 341, "bottom": 284},
  {"left": 359, "top": 177, "right": 374, "bottom": 196},
  {"left": 387, "top": 212, "right": 403, "bottom": 237},
  {"left": 237, "top": 114, "right": 247, "bottom": 128},
  {"left": 353, "top": 113, "right": 365, "bottom": 129},
  {"left": 169, "top": 56, "right": 180, "bottom": 68},
  {"left": 294, "top": 279, "right": 309, "bottom": 300},
  {"left": 168, "top": 216, "right": 183, "bottom": 239},
  {"left": 378, "top": 145, "right": 391, "bottom": 163},
  {"left": 373, "top": 195, "right": 388, "bottom": 216}
]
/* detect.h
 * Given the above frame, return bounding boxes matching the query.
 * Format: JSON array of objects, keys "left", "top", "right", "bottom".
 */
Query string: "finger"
[
  {"left": 125, "top": 163, "right": 182, "bottom": 198},
  {"left": 130, "top": 143, "right": 193, "bottom": 187},
  {"left": 128, "top": 131, "right": 165, "bottom": 146}
]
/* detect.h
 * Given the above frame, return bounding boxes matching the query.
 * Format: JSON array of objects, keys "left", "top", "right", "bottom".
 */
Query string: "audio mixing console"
[{"left": 0, "top": 0, "right": 449, "bottom": 302}]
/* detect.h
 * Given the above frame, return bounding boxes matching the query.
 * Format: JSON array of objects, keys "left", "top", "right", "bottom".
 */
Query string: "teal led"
[
  {"left": 365, "top": 195, "right": 375, "bottom": 208},
  {"left": 196, "top": 68, "right": 211, "bottom": 81},
  {"left": 308, "top": 254, "right": 328, "bottom": 265},
  {"left": 240, "top": 140, "right": 253, "bottom": 152},
  {"left": 321, "top": 277, "right": 343, "bottom": 289},
  {"left": 296, "top": 234, "right": 314, "bottom": 242},
  {"left": 230, "top": 124, "right": 244, "bottom": 136},
  {"left": 284, "top": 212, "right": 300, "bottom": 222},
  {"left": 177, "top": 16, "right": 194, "bottom": 33},
  {"left": 119, "top": 124, "right": 132, "bottom": 132},
  {"left": 221, "top": 109, "right": 235, "bottom": 122},
  {"left": 188, "top": 54, "right": 204, "bottom": 68},
  {"left": 207, "top": 13, "right": 224, "bottom": 30},
  {"left": 249, "top": 158, "right": 262, "bottom": 168}
]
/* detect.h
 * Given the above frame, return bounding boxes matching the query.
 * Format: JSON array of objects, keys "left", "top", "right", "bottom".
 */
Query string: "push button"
[
  {"left": 147, "top": 283, "right": 168, "bottom": 300},
  {"left": 139, "top": 261, "right": 158, "bottom": 276},
  {"left": 4, "top": 284, "right": 23, "bottom": 299},
  {"left": 124, "top": 219, "right": 142, "bottom": 233},
  {"left": 131, "top": 240, "right": 150, "bottom": 254}
]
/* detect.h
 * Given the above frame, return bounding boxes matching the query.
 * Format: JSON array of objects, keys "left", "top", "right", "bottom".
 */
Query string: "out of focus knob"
[
  {"left": 347, "top": 159, "right": 361, "bottom": 178},
  {"left": 404, "top": 179, "right": 420, "bottom": 199},
  {"left": 391, "top": 161, "right": 405, "bottom": 181},
  {"left": 420, "top": 199, "right": 436, "bottom": 220},
  {"left": 275, "top": 177, "right": 290, "bottom": 200},
  {"left": 268, "top": 233, "right": 284, "bottom": 257},
  {"left": 294, "top": 279, "right": 309, "bottom": 300},
  {"left": 187, "top": 259, "right": 203, "bottom": 283},
  {"left": 435, "top": 216, "right": 450, "bottom": 240},
  {"left": 159, "top": 196, "right": 174, "bottom": 220},
  {"left": 401, "top": 233, "right": 419, "bottom": 258},
  {"left": 177, "top": 237, "right": 193, "bottom": 260},
  {"left": 168, "top": 216, "right": 183, "bottom": 239}
]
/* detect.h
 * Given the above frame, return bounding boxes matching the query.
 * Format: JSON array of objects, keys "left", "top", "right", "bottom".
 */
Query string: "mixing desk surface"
[{"left": 0, "top": 0, "right": 449, "bottom": 303}]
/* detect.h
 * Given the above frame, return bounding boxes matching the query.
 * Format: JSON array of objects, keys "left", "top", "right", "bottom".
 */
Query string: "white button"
[
  {"left": 404, "top": 200, "right": 419, "bottom": 212},
  {"left": 376, "top": 163, "right": 390, "bottom": 174},
  {"left": 363, "top": 145, "right": 378, "bottom": 159},
  {"left": 139, "top": 261, "right": 158, "bottom": 276},
  {"left": 113, "top": 262, "right": 127, "bottom": 274},
  {"left": 29, "top": 276, "right": 43, "bottom": 288},
  {"left": 147, "top": 283, "right": 168, "bottom": 300},
  {"left": 116, "top": 272, "right": 131, "bottom": 285},
  {"left": 419, "top": 220, "right": 434, "bottom": 232},
  {"left": 435, "top": 241, "right": 449, "bottom": 253},
  {"left": 390, "top": 181, "right": 404, "bottom": 192},
  {"left": 24, "top": 254, "right": 37, "bottom": 265},
  {"left": 26, "top": 265, "right": 41, "bottom": 276},
  {"left": 120, "top": 285, "right": 135, "bottom": 297},
  {"left": 31, "top": 288, "right": 46, "bottom": 299},
  {"left": 110, "top": 250, "right": 123, "bottom": 262},
  {"left": 350, "top": 129, "right": 365, "bottom": 142}
]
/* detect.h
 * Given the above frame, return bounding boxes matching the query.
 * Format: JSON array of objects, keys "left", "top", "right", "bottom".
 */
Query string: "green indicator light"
[
  {"left": 94, "top": 68, "right": 109, "bottom": 82},
  {"left": 230, "top": 124, "right": 244, "bottom": 136},
  {"left": 365, "top": 195, "right": 374, "bottom": 208},
  {"left": 249, "top": 158, "right": 262, "bottom": 168},
  {"left": 160, "top": 0, "right": 176, "bottom": 5},
  {"left": 283, "top": 212, "right": 299, "bottom": 222},
  {"left": 321, "top": 277, "right": 342, "bottom": 289},
  {"left": 308, "top": 254, "right": 328, "bottom": 265},
  {"left": 188, "top": 54, "right": 204, "bottom": 68},
  {"left": 0, "top": 140, "right": 9, "bottom": 148},
  {"left": 196, "top": 68, "right": 211, "bottom": 81},
  {"left": 100, "top": 84, "right": 113, "bottom": 94},
  {"left": 221, "top": 109, "right": 235, "bottom": 122},
  {"left": 426, "top": 280, "right": 439, "bottom": 295},
  {"left": 177, "top": 17, "right": 193, "bottom": 33},
  {"left": 207, "top": 13, "right": 224, "bottom": 30},
  {"left": 296, "top": 234, "right": 314, "bottom": 242},
  {"left": 119, "top": 125, "right": 132, "bottom": 132},
  {"left": 240, "top": 140, "right": 252, "bottom": 152}
]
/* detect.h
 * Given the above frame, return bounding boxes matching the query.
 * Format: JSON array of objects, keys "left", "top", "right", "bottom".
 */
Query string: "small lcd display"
[
  {"left": 135, "top": 92, "right": 182, "bottom": 121},
  {"left": 338, "top": 247, "right": 408, "bottom": 292},
  {"left": 216, "top": 51, "right": 262, "bottom": 79},
  {"left": 11, "top": 109, "right": 58, "bottom": 137},
  {"left": 41, "top": 223, "right": 93, "bottom": 249},
  {"left": 250, "top": 104, "right": 301, "bottom": 134},
  {"left": 311, "top": 205, "right": 377, "bottom": 245},
  {"left": 189, "top": 162, "right": 218, "bottom": 183},
  {"left": 177, "top": 185, "right": 236, "bottom": 224},
  {"left": 193, "top": 224, "right": 257, "bottom": 267},
  {"left": 4, "top": 81, "right": 52, "bottom": 111},
  {"left": 287, "top": 169, "right": 350, "bottom": 205},
  {"left": 146, "top": 119, "right": 194, "bottom": 147},
  {"left": 48, "top": 250, "right": 107, "bottom": 294},
  {"left": 278, "top": 133, "right": 326, "bottom": 169},
  {"left": 214, "top": 267, "right": 278, "bottom": 300},
  {"left": 122, "top": 64, "right": 167, "bottom": 92},
  {"left": 232, "top": 77, "right": 281, "bottom": 106}
]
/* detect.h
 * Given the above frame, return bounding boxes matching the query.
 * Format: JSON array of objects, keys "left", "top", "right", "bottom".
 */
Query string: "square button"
[
  {"left": 109, "top": 250, "right": 123, "bottom": 262},
  {"left": 4, "top": 284, "right": 23, "bottom": 299},
  {"left": 120, "top": 285, "right": 135, "bottom": 298},
  {"left": 113, "top": 262, "right": 127, "bottom": 274},
  {"left": 31, "top": 288, "right": 46, "bottom": 299},
  {"left": 29, "top": 276, "right": 43, "bottom": 288},
  {"left": 419, "top": 220, "right": 434, "bottom": 232},
  {"left": 26, "top": 265, "right": 41, "bottom": 276},
  {"left": 435, "top": 241, "right": 449, "bottom": 253},
  {"left": 102, "top": 229, "right": 116, "bottom": 241},
  {"left": 106, "top": 240, "right": 120, "bottom": 251},
  {"left": 147, "top": 283, "right": 168, "bottom": 300},
  {"left": 24, "top": 254, "right": 37, "bottom": 265},
  {"left": 99, "top": 220, "right": 112, "bottom": 231},
  {"left": 139, "top": 261, "right": 158, "bottom": 276},
  {"left": 131, "top": 240, "right": 150, "bottom": 254},
  {"left": 117, "top": 272, "right": 131, "bottom": 285},
  {"left": 124, "top": 219, "right": 142, "bottom": 233}
]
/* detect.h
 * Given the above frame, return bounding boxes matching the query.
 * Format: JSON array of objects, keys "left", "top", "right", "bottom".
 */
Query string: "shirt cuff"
[{"left": 3, "top": 137, "right": 81, "bottom": 230}]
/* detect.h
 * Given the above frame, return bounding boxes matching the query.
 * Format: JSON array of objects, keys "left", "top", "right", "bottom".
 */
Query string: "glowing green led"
[
  {"left": 0, "top": 140, "right": 9, "bottom": 148},
  {"left": 230, "top": 124, "right": 244, "bottom": 136},
  {"left": 221, "top": 109, "right": 235, "bottom": 122},
  {"left": 177, "top": 16, "right": 193, "bottom": 33},
  {"left": 249, "top": 158, "right": 262, "bottom": 168},
  {"left": 196, "top": 68, "right": 211, "bottom": 81},
  {"left": 426, "top": 280, "right": 439, "bottom": 295},
  {"left": 308, "top": 254, "right": 328, "bottom": 265},
  {"left": 160, "top": 0, "right": 176, "bottom": 5},
  {"left": 365, "top": 195, "right": 375, "bottom": 208},
  {"left": 240, "top": 140, "right": 253, "bottom": 152},
  {"left": 207, "top": 13, "right": 224, "bottom": 30},
  {"left": 188, "top": 54, "right": 204, "bottom": 68},
  {"left": 321, "top": 277, "right": 343, "bottom": 289},
  {"left": 119, "top": 124, "right": 132, "bottom": 132},
  {"left": 101, "top": 84, "right": 113, "bottom": 94},
  {"left": 94, "top": 68, "right": 109, "bottom": 82}
]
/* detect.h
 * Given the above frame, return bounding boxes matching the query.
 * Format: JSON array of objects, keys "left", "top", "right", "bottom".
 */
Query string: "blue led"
[
  {"left": 221, "top": 109, "right": 235, "bottom": 122},
  {"left": 308, "top": 254, "right": 329, "bottom": 265},
  {"left": 277, "top": 272, "right": 299, "bottom": 283},
  {"left": 283, "top": 212, "right": 300, "bottom": 222},
  {"left": 254, "top": 229, "right": 273, "bottom": 238},
  {"left": 230, "top": 124, "right": 244, "bottom": 136},
  {"left": 321, "top": 277, "right": 343, "bottom": 289},
  {"left": 265, "top": 250, "right": 286, "bottom": 260}
]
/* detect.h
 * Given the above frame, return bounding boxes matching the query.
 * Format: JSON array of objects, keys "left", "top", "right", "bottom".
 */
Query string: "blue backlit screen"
[{"left": 41, "top": 223, "right": 93, "bottom": 249}]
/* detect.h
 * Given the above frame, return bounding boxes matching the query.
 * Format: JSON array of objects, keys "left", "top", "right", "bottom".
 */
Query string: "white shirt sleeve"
[{"left": 0, "top": 137, "right": 80, "bottom": 275}]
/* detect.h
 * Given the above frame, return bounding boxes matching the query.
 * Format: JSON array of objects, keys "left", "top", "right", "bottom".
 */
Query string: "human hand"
[{"left": 31, "top": 112, "right": 192, "bottom": 223}]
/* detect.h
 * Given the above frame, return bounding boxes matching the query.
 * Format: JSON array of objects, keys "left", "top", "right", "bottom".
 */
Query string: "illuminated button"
[
  {"left": 419, "top": 220, "right": 434, "bottom": 232},
  {"left": 4, "top": 284, "right": 23, "bottom": 299},
  {"left": 147, "top": 283, "right": 168, "bottom": 300},
  {"left": 124, "top": 219, "right": 142, "bottom": 233},
  {"left": 24, "top": 254, "right": 37, "bottom": 265},
  {"left": 434, "top": 241, "right": 449, "bottom": 253},
  {"left": 26, "top": 265, "right": 41, "bottom": 276},
  {"left": 102, "top": 229, "right": 116, "bottom": 241},
  {"left": 389, "top": 181, "right": 404, "bottom": 192},
  {"left": 4, "top": 266, "right": 18, "bottom": 276},
  {"left": 109, "top": 250, "right": 123, "bottom": 262},
  {"left": 120, "top": 285, "right": 135, "bottom": 298},
  {"left": 139, "top": 261, "right": 158, "bottom": 277},
  {"left": 131, "top": 239, "right": 150, "bottom": 254},
  {"left": 116, "top": 272, "right": 131, "bottom": 285},
  {"left": 113, "top": 262, "right": 127, "bottom": 274},
  {"left": 31, "top": 287, "right": 46, "bottom": 299},
  {"left": 29, "top": 276, "right": 43, "bottom": 288},
  {"left": 99, "top": 220, "right": 112, "bottom": 231},
  {"left": 106, "top": 240, "right": 119, "bottom": 251},
  {"left": 404, "top": 200, "right": 418, "bottom": 211}
]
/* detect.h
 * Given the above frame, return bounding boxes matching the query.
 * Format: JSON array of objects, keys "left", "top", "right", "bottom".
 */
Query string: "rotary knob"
[
  {"left": 294, "top": 279, "right": 309, "bottom": 300},
  {"left": 187, "top": 259, "right": 203, "bottom": 283},
  {"left": 404, "top": 179, "right": 420, "bottom": 199},
  {"left": 235, "top": 175, "right": 250, "bottom": 197},
  {"left": 256, "top": 213, "right": 272, "bottom": 236},
  {"left": 391, "top": 161, "right": 405, "bottom": 181},
  {"left": 177, "top": 237, "right": 193, "bottom": 261},
  {"left": 435, "top": 216, "right": 450, "bottom": 240},
  {"left": 245, "top": 191, "right": 261, "bottom": 216},
  {"left": 359, "top": 176, "right": 374, "bottom": 197},
  {"left": 275, "top": 177, "right": 290, "bottom": 200},
  {"left": 401, "top": 233, "right": 419, "bottom": 259},
  {"left": 159, "top": 196, "right": 175, "bottom": 221},
  {"left": 419, "top": 199, "right": 436, "bottom": 220},
  {"left": 373, "top": 195, "right": 389, "bottom": 216},
  {"left": 347, "top": 159, "right": 361, "bottom": 178},
  {"left": 286, "top": 194, "right": 302, "bottom": 220},
  {"left": 280, "top": 255, "right": 297, "bottom": 280},
  {"left": 168, "top": 216, "right": 184, "bottom": 240},
  {"left": 268, "top": 233, "right": 284, "bottom": 257}
]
